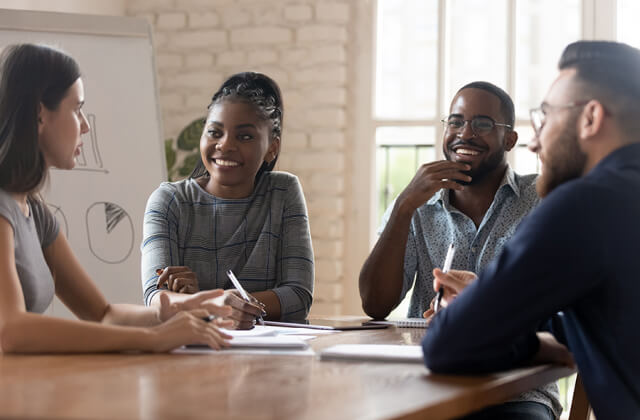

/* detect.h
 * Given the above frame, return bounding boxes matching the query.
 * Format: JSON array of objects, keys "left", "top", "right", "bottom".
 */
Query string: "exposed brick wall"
[{"left": 126, "top": 0, "right": 354, "bottom": 316}]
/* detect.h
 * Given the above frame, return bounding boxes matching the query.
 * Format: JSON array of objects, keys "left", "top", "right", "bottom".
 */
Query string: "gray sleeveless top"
[{"left": 0, "top": 189, "right": 58, "bottom": 313}]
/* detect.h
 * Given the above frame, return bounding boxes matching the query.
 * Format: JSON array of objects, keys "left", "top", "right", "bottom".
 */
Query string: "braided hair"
[{"left": 190, "top": 72, "right": 283, "bottom": 182}]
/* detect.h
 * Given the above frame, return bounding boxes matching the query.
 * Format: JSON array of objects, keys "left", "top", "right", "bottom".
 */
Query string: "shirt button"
[{"left": 471, "top": 247, "right": 477, "bottom": 252}]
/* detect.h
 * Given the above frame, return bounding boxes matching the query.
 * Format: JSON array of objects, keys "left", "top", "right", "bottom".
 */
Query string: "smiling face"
[
  {"left": 443, "top": 88, "right": 516, "bottom": 185},
  {"left": 38, "top": 78, "right": 90, "bottom": 170},
  {"left": 200, "top": 100, "right": 280, "bottom": 198}
]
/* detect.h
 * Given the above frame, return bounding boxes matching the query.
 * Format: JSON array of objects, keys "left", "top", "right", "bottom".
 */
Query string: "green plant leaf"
[
  {"left": 164, "top": 138, "right": 176, "bottom": 169},
  {"left": 178, "top": 152, "right": 201, "bottom": 177},
  {"left": 177, "top": 118, "right": 205, "bottom": 151}
]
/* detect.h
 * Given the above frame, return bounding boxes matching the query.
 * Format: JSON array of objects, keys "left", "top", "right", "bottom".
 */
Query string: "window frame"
[{"left": 342, "top": 0, "right": 619, "bottom": 316}]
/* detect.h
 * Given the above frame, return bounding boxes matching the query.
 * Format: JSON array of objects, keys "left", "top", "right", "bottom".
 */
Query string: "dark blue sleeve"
[{"left": 422, "top": 181, "right": 602, "bottom": 373}]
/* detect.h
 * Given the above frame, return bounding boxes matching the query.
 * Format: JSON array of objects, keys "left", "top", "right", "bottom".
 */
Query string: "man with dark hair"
[
  {"left": 359, "top": 82, "right": 561, "bottom": 418},
  {"left": 423, "top": 41, "right": 640, "bottom": 419}
]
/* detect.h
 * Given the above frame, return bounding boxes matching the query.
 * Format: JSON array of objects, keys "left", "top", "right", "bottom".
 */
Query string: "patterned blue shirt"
[
  {"left": 380, "top": 166, "right": 561, "bottom": 417},
  {"left": 380, "top": 166, "right": 539, "bottom": 318},
  {"left": 141, "top": 171, "right": 314, "bottom": 321}
]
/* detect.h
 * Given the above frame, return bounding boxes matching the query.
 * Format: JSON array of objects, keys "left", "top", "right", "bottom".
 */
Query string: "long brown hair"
[{"left": 0, "top": 44, "right": 81, "bottom": 193}]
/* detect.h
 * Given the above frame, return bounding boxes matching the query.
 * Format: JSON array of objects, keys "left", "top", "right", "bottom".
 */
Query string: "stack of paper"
[{"left": 175, "top": 325, "right": 333, "bottom": 355}]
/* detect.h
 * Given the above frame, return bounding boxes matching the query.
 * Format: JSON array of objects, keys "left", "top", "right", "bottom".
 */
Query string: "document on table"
[
  {"left": 172, "top": 325, "right": 336, "bottom": 356},
  {"left": 218, "top": 325, "right": 337, "bottom": 337},
  {"left": 174, "top": 346, "right": 315, "bottom": 356},
  {"left": 319, "top": 344, "right": 424, "bottom": 363}
]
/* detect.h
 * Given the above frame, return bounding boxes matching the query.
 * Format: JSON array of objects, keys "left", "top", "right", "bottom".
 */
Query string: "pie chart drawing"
[
  {"left": 46, "top": 203, "right": 69, "bottom": 239},
  {"left": 86, "top": 202, "right": 134, "bottom": 264}
]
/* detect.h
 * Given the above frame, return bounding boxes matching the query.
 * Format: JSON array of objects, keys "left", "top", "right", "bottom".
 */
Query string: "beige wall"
[{"left": 126, "top": 0, "right": 372, "bottom": 316}]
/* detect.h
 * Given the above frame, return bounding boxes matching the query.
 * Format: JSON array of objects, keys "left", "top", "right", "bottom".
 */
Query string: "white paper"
[
  {"left": 173, "top": 347, "right": 315, "bottom": 357},
  {"left": 319, "top": 344, "right": 424, "bottom": 363}
]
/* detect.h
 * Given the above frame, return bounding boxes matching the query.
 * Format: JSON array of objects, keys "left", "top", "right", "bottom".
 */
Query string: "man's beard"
[
  {"left": 536, "top": 122, "right": 587, "bottom": 197},
  {"left": 444, "top": 140, "right": 505, "bottom": 186}
]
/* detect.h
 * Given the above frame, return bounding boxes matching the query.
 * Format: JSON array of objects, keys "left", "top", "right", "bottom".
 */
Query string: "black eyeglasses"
[
  {"left": 529, "top": 101, "right": 589, "bottom": 136},
  {"left": 441, "top": 116, "right": 512, "bottom": 137}
]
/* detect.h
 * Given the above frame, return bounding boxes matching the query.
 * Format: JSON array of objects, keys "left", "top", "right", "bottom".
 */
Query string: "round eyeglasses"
[
  {"left": 529, "top": 101, "right": 589, "bottom": 137},
  {"left": 441, "top": 116, "right": 512, "bottom": 137}
]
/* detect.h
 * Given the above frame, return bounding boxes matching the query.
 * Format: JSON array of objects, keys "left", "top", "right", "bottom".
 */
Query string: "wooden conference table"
[{"left": 0, "top": 317, "right": 573, "bottom": 420}]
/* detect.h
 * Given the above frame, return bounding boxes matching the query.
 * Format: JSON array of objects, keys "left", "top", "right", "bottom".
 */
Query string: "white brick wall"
[
  {"left": 126, "top": 0, "right": 354, "bottom": 317},
  {"left": 316, "top": 2, "right": 350, "bottom": 23},
  {"left": 156, "top": 12, "right": 186, "bottom": 30},
  {"left": 284, "top": 5, "right": 312, "bottom": 22},
  {"left": 297, "top": 25, "right": 347, "bottom": 43},
  {"left": 188, "top": 12, "right": 219, "bottom": 29}
]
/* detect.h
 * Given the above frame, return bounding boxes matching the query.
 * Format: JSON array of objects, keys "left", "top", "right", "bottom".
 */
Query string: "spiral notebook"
[{"left": 364, "top": 318, "right": 429, "bottom": 328}]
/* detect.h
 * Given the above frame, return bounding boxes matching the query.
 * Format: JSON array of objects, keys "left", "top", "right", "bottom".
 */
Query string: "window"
[
  {"left": 374, "top": 0, "right": 581, "bottom": 222},
  {"left": 618, "top": 0, "right": 640, "bottom": 48}
]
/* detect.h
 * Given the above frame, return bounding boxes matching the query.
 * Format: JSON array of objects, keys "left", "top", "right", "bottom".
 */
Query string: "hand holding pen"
[
  {"left": 432, "top": 268, "right": 478, "bottom": 302},
  {"left": 221, "top": 270, "right": 267, "bottom": 329}
]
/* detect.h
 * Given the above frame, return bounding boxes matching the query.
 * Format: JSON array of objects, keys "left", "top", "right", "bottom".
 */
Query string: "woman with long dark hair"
[{"left": 0, "top": 44, "right": 233, "bottom": 353}]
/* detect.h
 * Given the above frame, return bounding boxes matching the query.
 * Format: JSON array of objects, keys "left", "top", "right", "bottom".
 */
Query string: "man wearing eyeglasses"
[
  {"left": 359, "top": 81, "right": 561, "bottom": 419},
  {"left": 423, "top": 41, "right": 640, "bottom": 419}
]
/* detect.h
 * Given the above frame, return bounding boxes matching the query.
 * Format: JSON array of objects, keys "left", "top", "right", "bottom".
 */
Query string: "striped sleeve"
[
  {"left": 140, "top": 183, "right": 181, "bottom": 306},
  {"left": 272, "top": 175, "right": 314, "bottom": 321}
]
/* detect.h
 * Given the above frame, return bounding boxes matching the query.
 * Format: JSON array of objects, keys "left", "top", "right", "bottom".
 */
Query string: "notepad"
[
  {"left": 364, "top": 318, "right": 429, "bottom": 328},
  {"left": 319, "top": 344, "right": 424, "bottom": 363}
]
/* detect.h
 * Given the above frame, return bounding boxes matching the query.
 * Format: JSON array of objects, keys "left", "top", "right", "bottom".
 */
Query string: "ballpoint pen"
[
  {"left": 226, "top": 269, "right": 265, "bottom": 325},
  {"left": 434, "top": 244, "right": 455, "bottom": 313}
]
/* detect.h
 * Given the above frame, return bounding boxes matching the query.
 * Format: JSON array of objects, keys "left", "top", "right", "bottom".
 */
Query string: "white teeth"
[
  {"left": 215, "top": 159, "right": 239, "bottom": 167},
  {"left": 456, "top": 148, "right": 480, "bottom": 156}
]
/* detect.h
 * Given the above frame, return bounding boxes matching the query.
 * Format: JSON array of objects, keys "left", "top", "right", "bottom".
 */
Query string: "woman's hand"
[
  {"left": 156, "top": 266, "right": 199, "bottom": 294},
  {"left": 146, "top": 308, "right": 233, "bottom": 352},
  {"left": 157, "top": 290, "right": 234, "bottom": 329},
  {"left": 213, "top": 290, "right": 266, "bottom": 330}
]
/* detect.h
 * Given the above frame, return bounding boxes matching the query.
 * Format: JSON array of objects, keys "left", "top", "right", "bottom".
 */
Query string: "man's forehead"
[
  {"left": 544, "top": 68, "right": 577, "bottom": 103},
  {"left": 449, "top": 88, "right": 502, "bottom": 117}
]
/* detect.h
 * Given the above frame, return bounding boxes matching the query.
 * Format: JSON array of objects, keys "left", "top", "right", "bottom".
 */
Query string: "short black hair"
[
  {"left": 457, "top": 81, "right": 515, "bottom": 127},
  {"left": 559, "top": 41, "right": 640, "bottom": 138}
]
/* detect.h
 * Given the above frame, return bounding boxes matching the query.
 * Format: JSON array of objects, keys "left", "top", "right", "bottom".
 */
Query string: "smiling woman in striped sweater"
[{"left": 142, "top": 72, "right": 314, "bottom": 330}]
